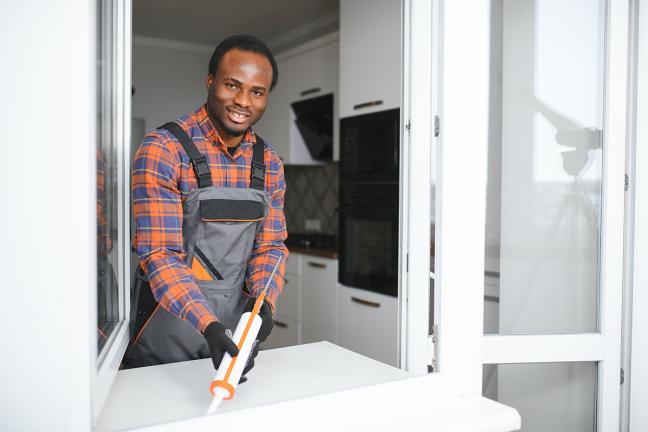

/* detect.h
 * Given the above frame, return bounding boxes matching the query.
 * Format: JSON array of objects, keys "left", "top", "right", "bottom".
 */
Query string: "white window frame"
[
  {"left": 400, "top": 0, "right": 491, "bottom": 397},
  {"left": 94, "top": 0, "right": 495, "bottom": 424},
  {"left": 478, "top": 0, "right": 630, "bottom": 430},
  {"left": 624, "top": 0, "right": 648, "bottom": 430},
  {"left": 93, "top": 0, "right": 132, "bottom": 423}
]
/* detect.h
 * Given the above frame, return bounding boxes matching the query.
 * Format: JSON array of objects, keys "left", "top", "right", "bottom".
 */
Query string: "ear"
[{"left": 206, "top": 74, "right": 215, "bottom": 92}]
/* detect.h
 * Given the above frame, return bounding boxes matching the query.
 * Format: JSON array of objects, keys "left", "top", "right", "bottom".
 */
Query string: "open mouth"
[{"left": 227, "top": 108, "right": 250, "bottom": 124}]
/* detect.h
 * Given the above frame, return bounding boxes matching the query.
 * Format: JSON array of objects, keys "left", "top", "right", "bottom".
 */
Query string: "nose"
[{"left": 233, "top": 89, "right": 251, "bottom": 109}]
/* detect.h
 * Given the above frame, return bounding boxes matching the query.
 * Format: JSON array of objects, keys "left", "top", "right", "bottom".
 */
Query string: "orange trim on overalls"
[
  {"left": 132, "top": 304, "right": 161, "bottom": 346},
  {"left": 201, "top": 217, "right": 264, "bottom": 223}
]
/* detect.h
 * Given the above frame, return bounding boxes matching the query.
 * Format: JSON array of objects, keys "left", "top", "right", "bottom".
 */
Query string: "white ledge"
[{"left": 97, "top": 342, "right": 520, "bottom": 432}]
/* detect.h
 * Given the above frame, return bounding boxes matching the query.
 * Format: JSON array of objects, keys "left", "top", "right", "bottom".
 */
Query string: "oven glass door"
[
  {"left": 340, "top": 109, "right": 400, "bottom": 182},
  {"left": 339, "top": 205, "right": 399, "bottom": 297}
]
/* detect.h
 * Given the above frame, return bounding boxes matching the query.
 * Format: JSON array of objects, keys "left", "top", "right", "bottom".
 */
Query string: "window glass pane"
[
  {"left": 483, "top": 362, "right": 597, "bottom": 432},
  {"left": 484, "top": 0, "right": 606, "bottom": 334},
  {"left": 97, "top": 0, "right": 120, "bottom": 355}
]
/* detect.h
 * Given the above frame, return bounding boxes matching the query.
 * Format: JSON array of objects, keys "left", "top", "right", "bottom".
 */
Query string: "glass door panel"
[
  {"left": 483, "top": 362, "right": 597, "bottom": 432},
  {"left": 484, "top": 0, "right": 606, "bottom": 335}
]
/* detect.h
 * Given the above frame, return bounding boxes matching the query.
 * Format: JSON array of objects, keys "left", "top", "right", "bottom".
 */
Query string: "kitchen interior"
[{"left": 131, "top": 0, "right": 403, "bottom": 367}]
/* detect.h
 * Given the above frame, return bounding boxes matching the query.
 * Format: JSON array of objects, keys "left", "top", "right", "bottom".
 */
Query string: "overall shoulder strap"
[
  {"left": 250, "top": 134, "right": 266, "bottom": 191},
  {"left": 160, "top": 122, "right": 212, "bottom": 188}
]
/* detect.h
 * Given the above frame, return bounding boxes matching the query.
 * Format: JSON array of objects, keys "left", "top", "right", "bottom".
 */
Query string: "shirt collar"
[{"left": 193, "top": 105, "right": 256, "bottom": 156}]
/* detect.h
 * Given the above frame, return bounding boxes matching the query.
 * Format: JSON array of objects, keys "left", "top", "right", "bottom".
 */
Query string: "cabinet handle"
[
  {"left": 351, "top": 296, "right": 381, "bottom": 308},
  {"left": 353, "top": 100, "right": 384, "bottom": 110},
  {"left": 284, "top": 278, "right": 289, "bottom": 285},
  {"left": 300, "top": 87, "right": 322, "bottom": 97},
  {"left": 273, "top": 320, "right": 288, "bottom": 328},
  {"left": 308, "top": 261, "right": 327, "bottom": 269}
]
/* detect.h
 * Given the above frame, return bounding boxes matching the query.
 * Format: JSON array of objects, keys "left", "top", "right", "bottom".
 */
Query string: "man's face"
[{"left": 206, "top": 49, "right": 273, "bottom": 140}]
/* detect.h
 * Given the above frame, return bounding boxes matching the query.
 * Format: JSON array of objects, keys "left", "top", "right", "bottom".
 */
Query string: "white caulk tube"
[
  {"left": 206, "top": 256, "right": 282, "bottom": 415},
  {"left": 206, "top": 311, "right": 262, "bottom": 414}
]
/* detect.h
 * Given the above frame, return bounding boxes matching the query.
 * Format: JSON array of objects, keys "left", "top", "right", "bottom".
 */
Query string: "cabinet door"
[
  {"left": 253, "top": 58, "right": 290, "bottom": 162},
  {"left": 301, "top": 256, "right": 338, "bottom": 344},
  {"left": 274, "top": 271, "right": 300, "bottom": 322},
  {"left": 336, "top": 285, "right": 399, "bottom": 366},
  {"left": 339, "top": 0, "right": 401, "bottom": 118},
  {"left": 262, "top": 314, "right": 300, "bottom": 350},
  {"left": 290, "top": 41, "right": 339, "bottom": 102}
]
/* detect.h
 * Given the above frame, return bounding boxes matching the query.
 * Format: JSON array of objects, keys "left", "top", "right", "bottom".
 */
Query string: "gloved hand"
[
  {"left": 244, "top": 296, "right": 274, "bottom": 342},
  {"left": 203, "top": 321, "right": 239, "bottom": 370}
]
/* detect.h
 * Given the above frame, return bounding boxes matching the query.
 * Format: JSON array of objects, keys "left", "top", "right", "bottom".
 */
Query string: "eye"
[
  {"left": 225, "top": 82, "right": 238, "bottom": 90},
  {"left": 252, "top": 89, "right": 265, "bottom": 97}
]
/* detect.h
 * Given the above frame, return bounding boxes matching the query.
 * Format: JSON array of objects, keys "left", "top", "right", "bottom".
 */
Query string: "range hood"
[{"left": 291, "top": 93, "right": 333, "bottom": 161}]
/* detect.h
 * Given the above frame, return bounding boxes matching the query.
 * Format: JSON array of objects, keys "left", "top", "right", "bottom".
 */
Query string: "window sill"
[{"left": 96, "top": 342, "right": 520, "bottom": 431}]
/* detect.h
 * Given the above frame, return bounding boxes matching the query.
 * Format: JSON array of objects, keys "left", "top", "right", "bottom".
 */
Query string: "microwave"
[{"left": 340, "top": 108, "right": 400, "bottom": 183}]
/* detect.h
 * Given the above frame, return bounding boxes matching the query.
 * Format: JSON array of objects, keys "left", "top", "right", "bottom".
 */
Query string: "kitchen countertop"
[
  {"left": 287, "top": 245, "right": 338, "bottom": 259},
  {"left": 96, "top": 342, "right": 519, "bottom": 432}
]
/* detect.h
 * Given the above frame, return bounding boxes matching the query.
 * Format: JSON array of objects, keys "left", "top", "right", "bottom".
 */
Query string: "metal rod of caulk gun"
[{"left": 206, "top": 255, "right": 283, "bottom": 415}]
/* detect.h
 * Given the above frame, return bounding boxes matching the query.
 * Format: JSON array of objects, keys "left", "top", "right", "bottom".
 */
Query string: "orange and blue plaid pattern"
[{"left": 132, "top": 105, "right": 288, "bottom": 333}]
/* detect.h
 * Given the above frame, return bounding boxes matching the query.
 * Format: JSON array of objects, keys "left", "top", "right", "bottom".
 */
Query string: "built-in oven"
[
  {"left": 338, "top": 183, "right": 399, "bottom": 297},
  {"left": 340, "top": 108, "right": 400, "bottom": 183}
]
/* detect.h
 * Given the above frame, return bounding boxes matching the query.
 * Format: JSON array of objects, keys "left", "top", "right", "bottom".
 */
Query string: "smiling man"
[{"left": 124, "top": 35, "right": 288, "bottom": 380}]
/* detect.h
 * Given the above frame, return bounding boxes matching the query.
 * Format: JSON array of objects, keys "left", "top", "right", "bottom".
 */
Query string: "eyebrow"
[{"left": 224, "top": 77, "right": 267, "bottom": 92}]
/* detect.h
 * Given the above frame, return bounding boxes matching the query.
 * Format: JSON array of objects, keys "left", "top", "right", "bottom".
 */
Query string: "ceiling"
[{"left": 133, "top": 0, "right": 339, "bottom": 52}]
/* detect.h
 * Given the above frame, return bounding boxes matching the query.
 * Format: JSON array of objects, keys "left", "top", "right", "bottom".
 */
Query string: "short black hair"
[{"left": 208, "top": 34, "right": 278, "bottom": 91}]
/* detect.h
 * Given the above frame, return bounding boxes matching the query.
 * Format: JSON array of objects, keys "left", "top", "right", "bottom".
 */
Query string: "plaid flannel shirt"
[{"left": 132, "top": 105, "right": 288, "bottom": 334}]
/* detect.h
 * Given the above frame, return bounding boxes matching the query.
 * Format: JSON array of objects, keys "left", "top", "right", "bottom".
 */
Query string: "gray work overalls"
[{"left": 123, "top": 121, "right": 269, "bottom": 368}]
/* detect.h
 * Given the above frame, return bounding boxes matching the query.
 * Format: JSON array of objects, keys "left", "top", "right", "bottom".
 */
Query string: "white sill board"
[
  {"left": 96, "top": 341, "right": 520, "bottom": 432},
  {"left": 96, "top": 341, "right": 408, "bottom": 431}
]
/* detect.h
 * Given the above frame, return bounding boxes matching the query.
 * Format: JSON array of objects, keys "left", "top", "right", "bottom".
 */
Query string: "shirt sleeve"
[
  {"left": 132, "top": 132, "right": 217, "bottom": 334},
  {"left": 246, "top": 148, "right": 289, "bottom": 312}
]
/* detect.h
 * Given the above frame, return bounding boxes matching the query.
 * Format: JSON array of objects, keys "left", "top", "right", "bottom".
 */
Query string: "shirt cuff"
[{"left": 182, "top": 301, "right": 218, "bottom": 334}]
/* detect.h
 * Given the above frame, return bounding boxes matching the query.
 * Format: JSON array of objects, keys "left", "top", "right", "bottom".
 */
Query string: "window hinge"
[
  {"left": 625, "top": 174, "right": 629, "bottom": 191},
  {"left": 405, "top": 120, "right": 411, "bottom": 131},
  {"left": 621, "top": 368, "right": 625, "bottom": 385},
  {"left": 427, "top": 325, "right": 439, "bottom": 372},
  {"left": 434, "top": 115, "right": 440, "bottom": 137}
]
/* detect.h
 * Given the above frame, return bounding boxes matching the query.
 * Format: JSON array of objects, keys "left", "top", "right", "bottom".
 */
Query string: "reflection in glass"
[
  {"left": 483, "top": 362, "right": 597, "bottom": 432},
  {"left": 484, "top": 0, "right": 606, "bottom": 334},
  {"left": 97, "top": 0, "right": 120, "bottom": 355}
]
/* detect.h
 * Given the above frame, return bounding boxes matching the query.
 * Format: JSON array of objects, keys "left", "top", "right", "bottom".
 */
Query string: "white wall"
[
  {"left": 0, "top": 1, "right": 95, "bottom": 430},
  {"left": 132, "top": 38, "right": 210, "bottom": 135}
]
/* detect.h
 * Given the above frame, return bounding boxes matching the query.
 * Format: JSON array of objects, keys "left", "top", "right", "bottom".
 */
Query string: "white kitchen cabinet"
[
  {"left": 336, "top": 284, "right": 399, "bottom": 366},
  {"left": 255, "top": 58, "right": 291, "bottom": 161},
  {"left": 274, "top": 271, "right": 300, "bottom": 321},
  {"left": 254, "top": 34, "right": 339, "bottom": 164},
  {"left": 300, "top": 255, "right": 338, "bottom": 344},
  {"left": 290, "top": 41, "right": 338, "bottom": 103},
  {"left": 339, "top": 0, "right": 401, "bottom": 118},
  {"left": 263, "top": 314, "right": 300, "bottom": 350}
]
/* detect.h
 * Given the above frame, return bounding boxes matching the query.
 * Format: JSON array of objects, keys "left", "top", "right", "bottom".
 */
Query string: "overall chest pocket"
[{"left": 191, "top": 198, "right": 266, "bottom": 284}]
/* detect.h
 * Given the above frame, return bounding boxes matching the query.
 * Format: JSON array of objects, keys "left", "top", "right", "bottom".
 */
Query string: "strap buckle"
[
  {"left": 251, "top": 161, "right": 266, "bottom": 182},
  {"left": 192, "top": 155, "right": 210, "bottom": 177}
]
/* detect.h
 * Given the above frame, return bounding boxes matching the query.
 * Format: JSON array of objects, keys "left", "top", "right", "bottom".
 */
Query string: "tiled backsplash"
[{"left": 284, "top": 163, "right": 338, "bottom": 236}]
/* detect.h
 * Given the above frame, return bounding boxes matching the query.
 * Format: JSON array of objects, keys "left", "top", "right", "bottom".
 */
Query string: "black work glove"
[
  {"left": 203, "top": 321, "right": 239, "bottom": 370},
  {"left": 244, "top": 296, "right": 274, "bottom": 342}
]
